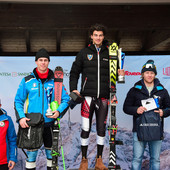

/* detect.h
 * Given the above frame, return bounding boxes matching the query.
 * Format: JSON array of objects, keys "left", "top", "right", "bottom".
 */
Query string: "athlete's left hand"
[
  {"left": 118, "top": 69, "right": 125, "bottom": 76},
  {"left": 154, "top": 109, "right": 163, "bottom": 117},
  {"left": 8, "top": 160, "right": 15, "bottom": 170},
  {"left": 47, "top": 110, "right": 60, "bottom": 119}
]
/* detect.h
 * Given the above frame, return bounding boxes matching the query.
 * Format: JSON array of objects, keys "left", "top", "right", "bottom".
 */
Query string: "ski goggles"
[{"left": 142, "top": 63, "right": 156, "bottom": 69}]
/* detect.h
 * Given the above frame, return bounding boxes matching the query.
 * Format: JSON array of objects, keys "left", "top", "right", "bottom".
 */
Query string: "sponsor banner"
[
  {"left": 0, "top": 55, "right": 170, "bottom": 132},
  {"left": 0, "top": 56, "right": 76, "bottom": 128}
]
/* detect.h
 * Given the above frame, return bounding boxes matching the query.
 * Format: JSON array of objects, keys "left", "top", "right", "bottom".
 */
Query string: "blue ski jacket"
[
  {"left": 14, "top": 68, "right": 70, "bottom": 123},
  {"left": 0, "top": 108, "right": 17, "bottom": 165},
  {"left": 123, "top": 78, "right": 170, "bottom": 132}
]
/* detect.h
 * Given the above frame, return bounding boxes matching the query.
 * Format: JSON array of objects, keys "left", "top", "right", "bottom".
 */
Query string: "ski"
[
  {"left": 54, "top": 66, "right": 63, "bottom": 104},
  {"left": 108, "top": 42, "right": 124, "bottom": 170},
  {"left": 51, "top": 66, "right": 65, "bottom": 170}
]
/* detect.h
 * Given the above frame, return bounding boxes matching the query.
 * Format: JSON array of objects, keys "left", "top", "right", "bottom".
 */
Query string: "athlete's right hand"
[
  {"left": 118, "top": 69, "right": 125, "bottom": 76},
  {"left": 8, "top": 160, "right": 15, "bottom": 170},
  {"left": 137, "top": 106, "right": 147, "bottom": 114},
  {"left": 19, "top": 117, "right": 30, "bottom": 128},
  {"left": 72, "top": 90, "right": 81, "bottom": 96}
]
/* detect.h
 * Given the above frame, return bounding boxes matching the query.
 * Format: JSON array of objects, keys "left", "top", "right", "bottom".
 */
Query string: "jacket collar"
[
  {"left": 0, "top": 108, "right": 8, "bottom": 121},
  {"left": 134, "top": 78, "right": 164, "bottom": 95},
  {"left": 88, "top": 40, "right": 109, "bottom": 52},
  {"left": 33, "top": 68, "right": 54, "bottom": 82}
]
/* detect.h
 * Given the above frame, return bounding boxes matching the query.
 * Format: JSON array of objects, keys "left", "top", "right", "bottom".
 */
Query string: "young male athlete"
[
  {"left": 70, "top": 24, "right": 124, "bottom": 169},
  {"left": 0, "top": 107, "right": 17, "bottom": 170},
  {"left": 123, "top": 60, "right": 170, "bottom": 170},
  {"left": 15, "top": 48, "right": 70, "bottom": 170}
]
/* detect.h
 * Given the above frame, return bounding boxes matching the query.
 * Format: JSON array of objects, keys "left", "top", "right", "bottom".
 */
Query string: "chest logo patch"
[
  {"left": 33, "top": 83, "right": 37, "bottom": 87},
  {"left": 87, "top": 54, "right": 93, "bottom": 61},
  {"left": 0, "top": 121, "right": 5, "bottom": 127}
]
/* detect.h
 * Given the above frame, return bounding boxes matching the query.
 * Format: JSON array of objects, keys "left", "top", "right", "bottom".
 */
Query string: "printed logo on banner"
[
  {"left": 163, "top": 67, "right": 170, "bottom": 76},
  {"left": 125, "top": 71, "right": 141, "bottom": 76},
  {"left": 163, "top": 66, "right": 170, "bottom": 79},
  {"left": 0, "top": 72, "right": 11, "bottom": 76},
  {"left": 12, "top": 72, "right": 17, "bottom": 77},
  {"left": 0, "top": 72, "right": 31, "bottom": 77}
]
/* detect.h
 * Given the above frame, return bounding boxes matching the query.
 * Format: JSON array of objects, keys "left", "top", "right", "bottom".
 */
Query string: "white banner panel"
[
  {"left": 0, "top": 55, "right": 170, "bottom": 169},
  {"left": 0, "top": 55, "right": 170, "bottom": 131}
]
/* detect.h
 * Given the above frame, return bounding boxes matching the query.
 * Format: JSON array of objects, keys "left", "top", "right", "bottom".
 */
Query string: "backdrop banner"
[{"left": 0, "top": 55, "right": 170, "bottom": 169}]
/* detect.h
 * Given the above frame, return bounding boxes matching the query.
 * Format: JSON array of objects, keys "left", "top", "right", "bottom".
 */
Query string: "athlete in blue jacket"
[
  {"left": 14, "top": 48, "right": 70, "bottom": 170},
  {"left": 0, "top": 108, "right": 17, "bottom": 170},
  {"left": 123, "top": 60, "right": 170, "bottom": 170}
]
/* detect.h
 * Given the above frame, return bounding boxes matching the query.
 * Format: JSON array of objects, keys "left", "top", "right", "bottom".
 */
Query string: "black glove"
[{"left": 69, "top": 92, "right": 84, "bottom": 109}]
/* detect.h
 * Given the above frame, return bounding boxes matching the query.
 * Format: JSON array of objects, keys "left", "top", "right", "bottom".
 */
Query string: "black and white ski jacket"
[{"left": 69, "top": 42, "right": 110, "bottom": 98}]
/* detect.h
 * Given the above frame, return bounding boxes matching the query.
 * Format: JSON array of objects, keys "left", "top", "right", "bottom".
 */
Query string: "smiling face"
[
  {"left": 35, "top": 57, "right": 49, "bottom": 73},
  {"left": 91, "top": 30, "right": 104, "bottom": 48},
  {"left": 142, "top": 71, "right": 156, "bottom": 86}
]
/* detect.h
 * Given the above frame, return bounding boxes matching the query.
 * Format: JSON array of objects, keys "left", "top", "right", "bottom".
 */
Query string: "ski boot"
[
  {"left": 95, "top": 156, "right": 108, "bottom": 170},
  {"left": 79, "top": 157, "right": 88, "bottom": 170}
]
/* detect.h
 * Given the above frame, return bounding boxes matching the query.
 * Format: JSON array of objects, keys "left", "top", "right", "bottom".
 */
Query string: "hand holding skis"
[
  {"left": 118, "top": 69, "right": 125, "bottom": 76},
  {"left": 47, "top": 110, "right": 60, "bottom": 119},
  {"left": 19, "top": 117, "right": 30, "bottom": 128},
  {"left": 72, "top": 90, "right": 81, "bottom": 96}
]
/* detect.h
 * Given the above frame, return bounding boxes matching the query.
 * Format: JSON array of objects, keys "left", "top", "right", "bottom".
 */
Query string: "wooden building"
[{"left": 0, "top": 0, "right": 170, "bottom": 56}]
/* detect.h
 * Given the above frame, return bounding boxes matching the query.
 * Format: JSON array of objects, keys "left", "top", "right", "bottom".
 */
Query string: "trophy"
[
  {"left": 45, "top": 87, "right": 53, "bottom": 116},
  {"left": 153, "top": 95, "right": 161, "bottom": 109},
  {"left": 118, "top": 48, "right": 125, "bottom": 83}
]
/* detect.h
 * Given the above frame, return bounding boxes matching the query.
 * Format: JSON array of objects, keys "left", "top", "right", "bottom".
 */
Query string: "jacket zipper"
[
  {"left": 42, "top": 83, "right": 44, "bottom": 115},
  {"left": 97, "top": 48, "right": 101, "bottom": 98},
  {"left": 38, "top": 83, "right": 40, "bottom": 97},
  {"left": 82, "top": 77, "right": 87, "bottom": 91}
]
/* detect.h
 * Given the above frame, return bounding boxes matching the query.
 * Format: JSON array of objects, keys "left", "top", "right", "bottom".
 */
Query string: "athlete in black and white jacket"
[
  {"left": 70, "top": 39, "right": 110, "bottom": 99},
  {"left": 69, "top": 24, "right": 124, "bottom": 170}
]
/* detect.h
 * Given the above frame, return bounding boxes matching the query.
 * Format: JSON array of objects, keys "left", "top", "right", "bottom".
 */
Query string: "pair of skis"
[
  {"left": 51, "top": 66, "right": 66, "bottom": 170},
  {"left": 52, "top": 43, "right": 125, "bottom": 170},
  {"left": 108, "top": 43, "right": 125, "bottom": 170}
]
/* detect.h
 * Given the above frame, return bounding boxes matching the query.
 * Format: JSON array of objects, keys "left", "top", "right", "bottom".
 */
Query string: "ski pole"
[
  {"left": 61, "top": 144, "right": 66, "bottom": 170},
  {"left": 58, "top": 118, "right": 66, "bottom": 170},
  {"left": 68, "top": 108, "right": 71, "bottom": 129}
]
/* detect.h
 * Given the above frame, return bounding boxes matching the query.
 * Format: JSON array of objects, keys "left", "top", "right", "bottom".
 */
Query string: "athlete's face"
[
  {"left": 35, "top": 57, "right": 49, "bottom": 73},
  {"left": 143, "top": 71, "right": 155, "bottom": 85},
  {"left": 91, "top": 30, "right": 104, "bottom": 47}
]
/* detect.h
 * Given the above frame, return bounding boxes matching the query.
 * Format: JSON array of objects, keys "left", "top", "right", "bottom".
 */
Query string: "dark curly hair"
[{"left": 89, "top": 23, "right": 107, "bottom": 36}]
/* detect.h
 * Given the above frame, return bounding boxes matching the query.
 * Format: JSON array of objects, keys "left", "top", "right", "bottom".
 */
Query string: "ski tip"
[
  {"left": 109, "top": 42, "right": 118, "bottom": 56},
  {"left": 55, "top": 66, "right": 63, "bottom": 72}
]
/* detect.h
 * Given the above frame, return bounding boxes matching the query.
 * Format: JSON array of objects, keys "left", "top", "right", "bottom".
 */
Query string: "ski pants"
[
  {"left": 80, "top": 97, "right": 108, "bottom": 146},
  {"left": 0, "top": 164, "right": 8, "bottom": 170},
  {"left": 26, "top": 126, "right": 53, "bottom": 169}
]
